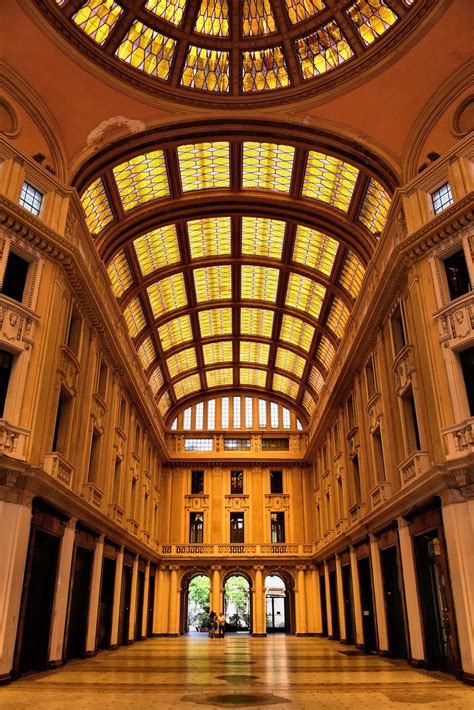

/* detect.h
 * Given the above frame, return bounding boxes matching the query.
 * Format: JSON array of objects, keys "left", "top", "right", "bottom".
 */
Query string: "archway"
[
  {"left": 265, "top": 573, "right": 294, "bottom": 634},
  {"left": 181, "top": 573, "right": 210, "bottom": 634},
  {"left": 223, "top": 574, "right": 251, "bottom": 634}
]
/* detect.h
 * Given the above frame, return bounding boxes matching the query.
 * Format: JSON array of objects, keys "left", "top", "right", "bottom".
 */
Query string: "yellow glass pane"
[
  {"left": 80, "top": 177, "right": 114, "bottom": 235},
  {"left": 309, "top": 366, "right": 324, "bottom": 395},
  {"left": 134, "top": 225, "right": 181, "bottom": 276},
  {"left": 347, "top": 0, "right": 398, "bottom": 46},
  {"left": 138, "top": 336, "right": 156, "bottom": 369},
  {"left": 326, "top": 297, "right": 350, "bottom": 339},
  {"left": 293, "top": 225, "right": 338, "bottom": 276},
  {"left": 178, "top": 142, "right": 230, "bottom": 191},
  {"left": 280, "top": 314, "right": 315, "bottom": 352},
  {"left": 203, "top": 341, "right": 233, "bottom": 365},
  {"left": 147, "top": 273, "right": 187, "bottom": 319},
  {"left": 240, "top": 368, "right": 267, "bottom": 387},
  {"left": 158, "top": 314, "right": 193, "bottom": 351},
  {"left": 195, "top": 0, "right": 229, "bottom": 36},
  {"left": 317, "top": 334, "right": 336, "bottom": 369},
  {"left": 242, "top": 142, "right": 294, "bottom": 192},
  {"left": 194, "top": 265, "right": 232, "bottom": 302},
  {"left": 241, "top": 265, "right": 279, "bottom": 302},
  {"left": 166, "top": 347, "right": 197, "bottom": 378},
  {"left": 339, "top": 251, "right": 365, "bottom": 298},
  {"left": 116, "top": 21, "right": 175, "bottom": 78},
  {"left": 241, "top": 217, "right": 285, "bottom": 259},
  {"left": 240, "top": 341, "right": 270, "bottom": 365},
  {"left": 187, "top": 217, "right": 231, "bottom": 259},
  {"left": 242, "top": 0, "right": 276, "bottom": 35},
  {"left": 206, "top": 368, "right": 233, "bottom": 388},
  {"left": 303, "top": 152, "right": 359, "bottom": 212},
  {"left": 303, "top": 390, "right": 316, "bottom": 415},
  {"left": 273, "top": 373, "right": 299, "bottom": 399},
  {"left": 107, "top": 251, "right": 133, "bottom": 298},
  {"left": 123, "top": 297, "right": 146, "bottom": 337},
  {"left": 199, "top": 308, "right": 232, "bottom": 338},
  {"left": 113, "top": 151, "right": 169, "bottom": 211},
  {"left": 149, "top": 366, "right": 164, "bottom": 395},
  {"left": 241, "top": 307, "right": 274, "bottom": 337},
  {"left": 275, "top": 347, "right": 306, "bottom": 378},
  {"left": 158, "top": 390, "right": 171, "bottom": 414},
  {"left": 181, "top": 46, "right": 230, "bottom": 92},
  {"left": 174, "top": 373, "right": 201, "bottom": 399},
  {"left": 286, "top": 273, "right": 326, "bottom": 319},
  {"left": 242, "top": 47, "right": 289, "bottom": 92},
  {"left": 285, "top": 0, "right": 325, "bottom": 25},
  {"left": 145, "top": 0, "right": 186, "bottom": 25},
  {"left": 73, "top": 0, "right": 122, "bottom": 45},
  {"left": 296, "top": 21, "right": 353, "bottom": 79},
  {"left": 358, "top": 179, "right": 391, "bottom": 235}
]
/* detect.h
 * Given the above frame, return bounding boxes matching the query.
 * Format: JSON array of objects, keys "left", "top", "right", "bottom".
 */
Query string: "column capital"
[
  {"left": 369, "top": 533, "right": 378, "bottom": 543},
  {"left": 211, "top": 564, "right": 222, "bottom": 571},
  {"left": 396, "top": 516, "right": 410, "bottom": 529},
  {"left": 64, "top": 517, "right": 77, "bottom": 530},
  {"left": 253, "top": 565, "right": 264, "bottom": 571},
  {"left": 296, "top": 564, "right": 307, "bottom": 571},
  {"left": 168, "top": 564, "right": 180, "bottom": 571}
]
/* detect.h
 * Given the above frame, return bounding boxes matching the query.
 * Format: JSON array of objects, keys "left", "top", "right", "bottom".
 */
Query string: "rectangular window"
[
  {"left": 97, "top": 358, "right": 108, "bottom": 399},
  {"left": 230, "top": 512, "right": 244, "bottom": 543},
  {"left": 270, "top": 470, "right": 283, "bottom": 494},
  {"left": 0, "top": 350, "right": 14, "bottom": 417},
  {"left": 443, "top": 250, "right": 472, "bottom": 301},
  {"left": 52, "top": 389, "right": 72, "bottom": 455},
  {"left": 347, "top": 396, "right": 355, "bottom": 430},
  {"left": 189, "top": 512, "right": 204, "bottom": 543},
  {"left": 261, "top": 438, "right": 289, "bottom": 451},
  {"left": 233, "top": 396, "right": 241, "bottom": 428},
  {"left": 207, "top": 398, "right": 215, "bottom": 429},
  {"left": 112, "top": 456, "right": 122, "bottom": 504},
  {"left": 221, "top": 396, "right": 229, "bottom": 428},
  {"left": 195, "top": 401, "right": 204, "bottom": 430},
  {"left": 87, "top": 429, "right": 101, "bottom": 483},
  {"left": 282, "top": 407, "right": 291, "bottom": 429},
  {"left": 372, "top": 428, "right": 386, "bottom": 483},
  {"left": 224, "top": 438, "right": 251, "bottom": 451},
  {"left": 333, "top": 421, "right": 340, "bottom": 451},
  {"left": 402, "top": 388, "right": 421, "bottom": 452},
  {"left": 19, "top": 182, "right": 43, "bottom": 216},
  {"left": 270, "top": 402, "right": 279, "bottom": 428},
  {"left": 351, "top": 454, "right": 362, "bottom": 503},
  {"left": 259, "top": 398, "right": 267, "bottom": 427},
  {"left": 191, "top": 470, "right": 204, "bottom": 494},
  {"left": 118, "top": 396, "right": 126, "bottom": 430},
  {"left": 245, "top": 396, "right": 253, "bottom": 428},
  {"left": 460, "top": 347, "right": 474, "bottom": 416},
  {"left": 391, "top": 304, "right": 407, "bottom": 354},
  {"left": 1, "top": 251, "right": 29, "bottom": 303},
  {"left": 183, "top": 406, "right": 192, "bottom": 430},
  {"left": 66, "top": 306, "right": 82, "bottom": 354},
  {"left": 184, "top": 438, "right": 213, "bottom": 451},
  {"left": 271, "top": 512, "right": 285, "bottom": 543},
  {"left": 231, "top": 470, "right": 244, "bottom": 494},
  {"left": 431, "top": 182, "right": 453, "bottom": 214},
  {"left": 134, "top": 422, "right": 141, "bottom": 452},
  {"left": 365, "top": 357, "right": 377, "bottom": 400}
]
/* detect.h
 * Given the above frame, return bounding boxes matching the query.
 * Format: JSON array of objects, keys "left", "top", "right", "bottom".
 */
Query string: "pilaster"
[
  {"left": 369, "top": 534, "right": 389, "bottom": 654},
  {"left": 85, "top": 534, "right": 104, "bottom": 655},
  {"left": 48, "top": 517, "right": 76, "bottom": 665},
  {"left": 397, "top": 517, "right": 425, "bottom": 665}
]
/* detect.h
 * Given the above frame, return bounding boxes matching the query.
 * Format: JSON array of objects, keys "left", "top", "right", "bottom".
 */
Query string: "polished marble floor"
[{"left": 1, "top": 634, "right": 473, "bottom": 709}]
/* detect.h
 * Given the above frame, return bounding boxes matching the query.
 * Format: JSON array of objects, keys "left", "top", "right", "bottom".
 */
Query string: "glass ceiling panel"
[
  {"left": 242, "top": 0, "right": 277, "bottom": 36},
  {"left": 358, "top": 178, "right": 391, "bottom": 235},
  {"left": 317, "top": 334, "right": 336, "bottom": 369},
  {"left": 116, "top": 21, "right": 176, "bottom": 79},
  {"left": 181, "top": 47, "right": 230, "bottom": 92},
  {"left": 145, "top": 0, "right": 186, "bottom": 25},
  {"left": 178, "top": 142, "right": 230, "bottom": 191},
  {"left": 187, "top": 216, "right": 232, "bottom": 259},
  {"left": 107, "top": 251, "right": 133, "bottom": 298},
  {"left": 123, "top": 297, "right": 146, "bottom": 338},
  {"left": 292, "top": 225, "right": 338, "bottom": 276},
  {"left": 138, "top": 336, "right": 156, "bottom": 369},
  {"left": 194, "top": 265, "right": 232, "bottom": 302},
  {"left": 309, "top": 365, "right": 325, "bottom": 395},
  {"left": 275, "top": 347, "right": 306, "bottom": 377},
  {"left": 158, "top": 314, "right": 193, "bottom": 351},
  {"left": 241, "top": 217, "right": 285, "bottom": 259},
  {"left": 149, "top": 366, "right": 164, "bottom": 395},
  {"left": 242, "top": 142, "right": 294, "bottom": 191},
  {"left": 206, "top": 368, "right": 233, "bottom": 388},
  {"left": 113, "top": 150, "right": 169, "bottom": 211},
  {"left": 326, "top": 297, "right": 350, "bottom": 339},
  {"left": 73, "top": 0, "right": 123, "bottom": 46},
  {"left": 339, "top": 251, "right": 365, "bottom": 298},
  {"left": 280, "top": 313, "right": 315, "bottom": 352},
  {"left": 199, "top": 307, "right": 233, "bottom": 337},
  {"left": 174, "top": 373, "right": 201, "bottom": 399},
  {"left": 241, "top": 307, "right": 274, "bottom": 337},
  {"left": 195, "top": 0, "right": 230, "bottom": 36},
  {"left": 302, "top": 152, "right": 359, "bottom": 212},
  {"left": 166, "top": 347, "right": 197, "bottom": 378},
  {"left": 203, "top": 341, "right": 233, "bottom": 365},
  {"left": 80, "top": 177, "right": 114, "bottom": 236},
  {"left": 347, "top": 0, "right": 398, "bottom": 46},
  {"left": 158, "top": 390, "right": 171, "bottom": 415},
  {"left": 147, "top": 272, "right": 187, "bottom": 318},
  {"left": 285, "top": 0, "right": 325, "bottom": 25},
  {"left": 240, "top": 341, "right": 270, "bottom": 365},
  {"left": 242, "top": 47, "right": 290, "bottom": 92},
  {"left": 241, "top": 265, "right": 279, "bottom": 302},
  {"left": 134, "top": 224, "right": 181, "bottom": 276},
  {"left": 273, "top": 373, "right": 299, "bottom": 399},
  {"left": 303, "top": 390, "right": 316, "bottom": 415},
  {"left": 286, "top": 272, "right": 326, "bottom": 319},
  {"left": 240, "top": 368, "right": 267, "bottom": 387},
  {"left": 296, "top": 21, "right": 353, "bottom": 79}
]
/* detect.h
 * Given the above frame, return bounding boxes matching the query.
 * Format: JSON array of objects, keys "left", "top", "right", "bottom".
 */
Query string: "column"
[
  {"left": 350, "top": 547, "right": 364, "bottom": 648},
  {"left": 211, "top": 565, "right": 222, "bottom": 614},
  {"left": 85, "top": 534, "right": 104, "bottom": 655},
  {"left": 128, "top": 555, "right": 139, "bottom": 642},
  {"left": 0, "top": 494, "right": 32, "bottom": 682},
  {"left": 324, "top": 561, "right": 333, "bottom": 638},
  {"left": 370, "top": 534, "right": 389, "bottom": 654},
  {"left": 305, "top": 568, "right": 315, "bottom": 634},
  {"left": 49, "top": 518, "right": 76, "bottom": 665},
  {"left": 168, "top": 566, "right": 179, "bottom": 635},
  {"left": 295, "top": 565, "right": 307, "bottom": 635},
  {"left": 441, "top": 494, "right": 474, "bottom": 680},
  {"left": 110, "top": 546, "right": 124, "bottom": 648},
  {"left": 335, "top": 554, "right": 347, "bottom": 642},
  {"left": 153, "top": 567, "right": 165, "bottom": 634},
  {"left": 310, "top": 566, "right": 323, "bottom": 634},
  {"left": 159, "top": 567, "right": 170, "bottom": 635},
  {"left": 141, "top": 561, "right": 150, "bottom": 639},
  {"left": 253, "top": 565, "right": 265, "bottom": 636}
]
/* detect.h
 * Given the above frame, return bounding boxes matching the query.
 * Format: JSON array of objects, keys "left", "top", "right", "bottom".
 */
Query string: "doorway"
[
  {"left": 65, "top": 545, "right": 93, "bottom": 660},
  {"left": 329, "top": 570, "right": 340, "bottom": 640},
  {"left": 265, "top": 575, "right": 288, "bottom": 632},
  {"left": 380, "top": 546, "right": 407, "bottom": 658},
  {"left": 319, "top": 572, "right": 328, "bottom": 636},
  {"left": 357, "top": 556, "right": 377, "bottom": 652},
  {"left": 97, "top": 556, "right": 115, "bottom": 650},
  {"left": 341, "top": 563, "right": 354, "bottom": 644},
  {"left": 118, "top": 564, "right": 132, "bottom": 646},
  {"left": 224, "top": 575, "right": 250, "bottom": 633},
  {"left": 184, "top": 574, "right": 211, "bottom": 633}
]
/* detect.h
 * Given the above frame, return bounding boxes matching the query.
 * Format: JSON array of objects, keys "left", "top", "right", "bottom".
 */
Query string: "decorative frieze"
[
  {"left": 224, "top": 494, "right": 249, "bottom": 511},
  {"left": 184, "top": 493, "right": 209, "bottom": 511},
  {"left": 398, "top": 451, "right": 430, "bottom": 486},
  {"left": 158, "top": 542, "right": 315, "bottom": 557},
  {"left": 264, "top": 493, "right": 289, "bottom": 510},
  {"left": 0, "top": 420, "right": 30, "bottom": 460},
  {"left": 42, "top": 452, "right": 74, "bottom": 488}
]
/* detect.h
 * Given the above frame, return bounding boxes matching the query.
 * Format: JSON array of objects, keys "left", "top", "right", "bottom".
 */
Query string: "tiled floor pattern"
[{"left": 1, "top": 634, "right": 473, "bottom": 709}]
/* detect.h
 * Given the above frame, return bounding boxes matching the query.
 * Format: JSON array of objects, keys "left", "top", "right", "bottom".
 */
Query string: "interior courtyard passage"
[{"left": 1, "top": 635, "right": 473, "bottom": 710}]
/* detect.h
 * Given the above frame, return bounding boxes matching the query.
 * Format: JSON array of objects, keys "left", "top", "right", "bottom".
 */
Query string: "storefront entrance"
[{"left": 265, "top": 575, "right": 288, "bottom": 632}]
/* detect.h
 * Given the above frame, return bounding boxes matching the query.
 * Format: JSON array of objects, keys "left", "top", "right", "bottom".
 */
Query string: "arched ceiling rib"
[{"left": 74, "top": 126, "right": 394, "bottom": 422}]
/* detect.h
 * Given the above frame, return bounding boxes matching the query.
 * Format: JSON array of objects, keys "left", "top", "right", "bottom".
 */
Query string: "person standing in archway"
[
  {"left": 208, "top": 610, "right": 217, "bottom": 638},
  {"left": 218, "top": 612, "right": 225, "bottom": 638}
]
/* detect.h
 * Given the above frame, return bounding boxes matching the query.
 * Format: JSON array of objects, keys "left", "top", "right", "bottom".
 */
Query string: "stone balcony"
[
  {"left": 398, "top": 450, "right": 430, "bottom": 487},
  {"left": 441, "top": 417, "right": 474, "bottom": 460},
  {"left": 369, "top": 481, "right": 393, "bottom": 508},
  {"left": 0, "top": 419, "right": 30, "bottom": 460},
  {"left": 435, "top": 292, "right": 474, "bottom": 350},
  {"left": 158, "top": 542, "right": 316, "bottom": 559},
  {"left": 81, "top": 481, "right": 104, "bottom": 509},
  {"left": 0, "top": 294, "right": 38, "bottom": 353},
  {"left": 42, "top": 451, "right": 74, "bottom": 488}
]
